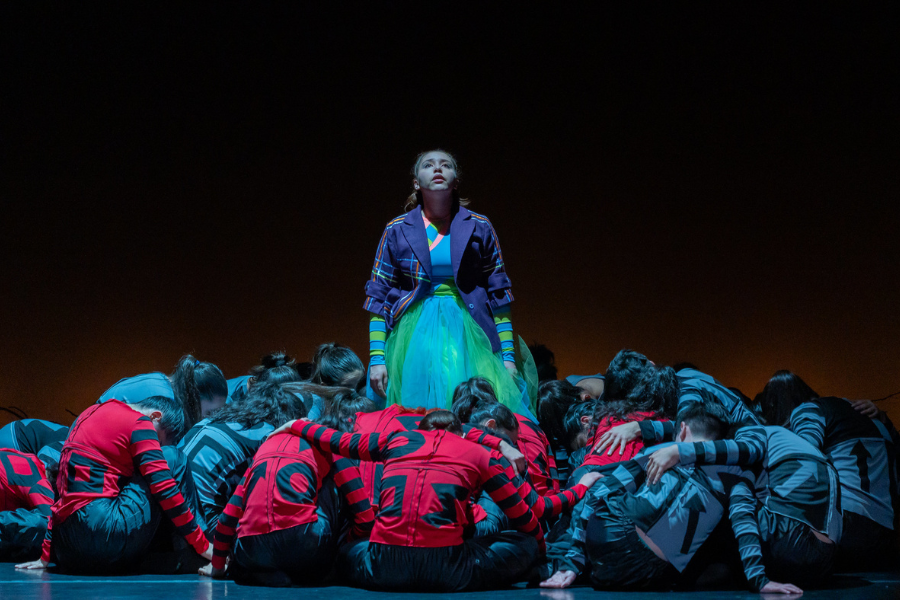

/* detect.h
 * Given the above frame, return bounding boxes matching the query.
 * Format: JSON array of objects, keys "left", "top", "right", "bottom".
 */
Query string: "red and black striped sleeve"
[
  {"left": 462, "top": 425, "right": 503, "bottom": 450},
  {"left": 331, "top": 457, "right": 375, "bottom": 539},
  {"left": 212, "top": 479, "right": 247, "bottom": 571},
  {"left": 518, "top": 475, "right": 587, "bottom": 521},
  {"left": 129, "top": 417, "right": 207, "bottom": 555},
  {"left": 290, "top": 421, "right": 391, "bottom": 462},
  {"left": 26, "top": 478, "right": 54, "bottom": 517},
  {"left": 482, "top": 455, "right": 545, "bottom": 553},
  {"left": 40, "top": 514, "right": 54, "bottom": 563}
]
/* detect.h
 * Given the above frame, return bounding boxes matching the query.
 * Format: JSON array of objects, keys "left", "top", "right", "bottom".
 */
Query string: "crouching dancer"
[
  {"left": 272, "top": 409, "right": 544, "bottom": 592},
  {"left": 16, "top": 396, "right": 212, "bottom": 572},
  {"left": 0, "top": 449, "right": 55, "bottom": 561},
  {"left": 199, "top": 403, "right": 376, "bottom": 586},
  {"left": 542, "top": 404, "right": 781, "bottom": 592}
]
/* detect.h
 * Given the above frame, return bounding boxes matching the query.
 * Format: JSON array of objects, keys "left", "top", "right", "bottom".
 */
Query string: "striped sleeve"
[
  {"left": 462, "top": 425, "right": 503, "bottom": 450},
  {"left": 492, "top": 305, "right": 515, "bottom": 362},
  {"left": 129, "top": 417, "right": 207, "bottom": 555},
  {"left": 638, "top": 420, "right": 675, "bottom": 444},
  {"left": 676, "top": 427, "right": 766, "bottom": 467},
  {"left": 728, "top": 479, "right": 769, "bottom": 591},
  {"left": 482, "top": 455, "right": 545, "bottom": 553},
  {"left": 369, "top": 314, "right": 387, "bottom": 365},
  {"left": 332, "top": 457, "right": 375, "bottom": 539},
  {"left": 363, "top": 219, "right": 400, "bottom": 314},
  {"left": 27, "top": 480, "right": 54, "bottom": 517},
  {"left": 291, "top": 421, "right": 389, "bottom": 462},
  {"left": 211, "top": 479, "right": 247, "bottom": 571},
  {"left": 789, "top": 402, "right": 826, "bottom": 449},
  {"left": 560, "top": 493, "right": 595, "bottom": 573},
  {"left": 40, "top": 514, "right": 53, "bottom": 563}
]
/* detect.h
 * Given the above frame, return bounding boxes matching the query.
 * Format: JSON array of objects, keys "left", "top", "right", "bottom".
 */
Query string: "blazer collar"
[{"left": 401, "top": 205, "right": 432, "bottom": 278}]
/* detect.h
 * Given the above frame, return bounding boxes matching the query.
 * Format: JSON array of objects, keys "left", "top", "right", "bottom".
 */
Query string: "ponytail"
[{"left": 170, "top": 354, "right": 227, "bottom": 428}]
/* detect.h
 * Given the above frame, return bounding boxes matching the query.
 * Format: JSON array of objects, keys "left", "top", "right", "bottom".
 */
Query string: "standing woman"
[{"left": 366, "top": 150, "right": 536, "bottom": 418}]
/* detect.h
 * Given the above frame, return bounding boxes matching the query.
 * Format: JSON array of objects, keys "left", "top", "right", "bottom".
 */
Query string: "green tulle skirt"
[{"left": 385, "top": 291, "right": 538, "bottom": 420}]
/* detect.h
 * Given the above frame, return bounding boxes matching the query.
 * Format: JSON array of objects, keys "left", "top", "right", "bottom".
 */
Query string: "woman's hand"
[
  {"left": 851, "top": 399, "right": 880, "bottom": 419},
  {"left": 646, "top": 445, "right": 681, "bottom": 485},
  {"left": 498, "top": 440, "right": 527, "bottom": 475},
  {"left": 200, "top": 543, "right": 214, "bottom": 562},
  {"left": 592, "top": 421, "right": 641, "bottom": 456},
  {"left": 198, "top": 563, "right": 226, "bottom": 578},
  {"left": 16, "top": 559, "right": 49, "bottom": 570},
  {"left": 540, "top": 570, "right": 576, "bottom": 589},
  {"left": 370, "top": 364, "right": 389, "bottom": 397},
  {"left": 504, "top": 360, "right": 517, "bottom": 377},
  {"left": 269, "top": 419, "right": 304, "bottom": 438},
  {"left": 577, "top": 471, "right": 603, "bottom": 488},
  {"left": 760, "top": 581, "right": 803, "bottom": 595}
]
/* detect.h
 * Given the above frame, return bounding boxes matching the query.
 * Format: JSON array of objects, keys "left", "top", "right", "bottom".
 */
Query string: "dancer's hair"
[
  {"left": 677, "top": 402, "right": 730, "bottom": 441},
  {"left": 604, "top": 349, "right": 653, "bottom": 400},
  {"left": 248, "top": 351, "right": 302, "bottom": 386},
  {"left": 316, "top": 388, "right": 377, "bottom": 433},
  {"left": 404, "top": 149, "right": 470, "bottom": 210},
  {"left": 757, "top": 370, "right": 820, "bottom": 427},
  {"left": 208, "top": 382, "right": 307, "bottom": 429},
  {"left": 592, "top": 366, "right": 679, "bottom": 431},
  {"left": 451, "top": 377, "right": 499, "bottom": 423},
  {"left": 418, "top": 409, "right": 463, "bottom": 435},
  {"left": 561, "top": 400, "right": 595, "bottom": 451},
  {"left": 170, "top": 354, "right": 227, "bottom": 428},
  {"left": 538, "top": 379, "right": 585, "bottom": 448},
  {"left": 310, "top": 343, "right": 365, "bottom": 390},
  {"left": 132, "top": 395, "right": 188, "bottom": 444}
]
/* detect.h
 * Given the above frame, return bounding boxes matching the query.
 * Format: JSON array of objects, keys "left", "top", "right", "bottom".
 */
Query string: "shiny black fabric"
[
  {"left": 758, "top": 508, "right": 837, "bottom": 588},
  {"left": 231, "top": 520, "right": 334, "bottom": 587}
]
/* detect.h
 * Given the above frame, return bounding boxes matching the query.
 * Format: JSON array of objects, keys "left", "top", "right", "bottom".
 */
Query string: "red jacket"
[
  {"left": 291, "top": 421, "right": 545, "bottom": 552},
  {"left": 515, "top": 414, "right": 559, "bottom": 496},
  {"left": 42, "top": 400, "right": 207, "bottom": 562},
  {"left": 0, "top": 449, "right": 54, "bottom": 514},
  {"left": 211, "top": 431, "right": 374, "bottom": 570},
  {"left": 581, "top": 412, "right": 664, "bottom": 468}
]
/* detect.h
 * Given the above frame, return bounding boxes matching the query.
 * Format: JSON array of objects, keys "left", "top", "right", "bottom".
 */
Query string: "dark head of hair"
[
  {"left": 170, "top": 354, "right": 228, "bottom": 428},
  {"left": 316, "top": 388, "right": 377, "bottom": 433},
  {"left": 404, "top": 149, "right": 470, "bottom": 211},
  {"left": 672, "top": 362, "right": 700, "bottom": 372},
  {"left": 758, "top": 370, "right": 820, "bottom": 427},
  {"left": 208, "top": 382, "right": 307, "bottom": 429},
  {"left": 310, "top": 343, "right": 365, "bottom": 390},
  {"left": 562, "top": 400, "right": 595, "bottom": 452},
  {"left": 528, "top": 342, "right": 558, "bottom": 382},
  {"left": 604, "top": 349, "right": 653, "bottom": 400},
  {"left": 676, "top": 401, "right": 730, "bottom": 441},
  {"left": 469, "top": 402, "right": 518, "bottom": 435},
  {"left": 295, "top": 361, "right": 315, "bottom": 380},
  {"left": 132, "top": 395, "right": 188, "bottom": 444},
  {"left": 450, "top": 377, "right": 499, "bottom": 423},
  {"left": 593, "top": 365, "right": 679, "bottom": 430},
  {"left": 418, "top": 409, "right": 463, "bottom": 435},
  {"left": 538, "top": 379, "right": 585, "bottom": 448},
  {"left": 249, "top": 351, "right": 302, "bottom": 386}
]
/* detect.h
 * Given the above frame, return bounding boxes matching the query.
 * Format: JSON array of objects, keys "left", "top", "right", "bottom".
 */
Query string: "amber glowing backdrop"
[{"left": 2, "top": 5, "right": 898, "bottom": 427}]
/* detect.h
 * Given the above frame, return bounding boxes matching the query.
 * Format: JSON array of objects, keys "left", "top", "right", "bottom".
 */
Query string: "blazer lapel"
[
  {"left": 401, "top": 206, "right": 433, "bottom": 279},
  {"left": 450, "top": 205, "right": 475, "bottom": 281}
]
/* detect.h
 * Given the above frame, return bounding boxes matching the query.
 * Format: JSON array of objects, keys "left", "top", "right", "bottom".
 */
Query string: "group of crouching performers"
[{"left": 2, "top": 346, "right": 897, "bottom": 595}]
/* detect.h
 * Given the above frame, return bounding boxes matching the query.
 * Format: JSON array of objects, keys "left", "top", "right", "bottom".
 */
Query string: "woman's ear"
[
  {"left": 413, "top": 178, "right": 420, "bottom": 190},
  {"left": 678, "top": 421, "right": 689, "bottom": 442},
  {"left": 485, "top": 418, "right": 497, "bottom": 431},
  {"left": 150, "top": 410, "right": 164, "bottom": 424}
]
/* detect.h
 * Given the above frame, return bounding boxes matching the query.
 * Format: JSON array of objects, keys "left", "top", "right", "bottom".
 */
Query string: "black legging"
[
  {"left": 340, "top": 533, "right": 539, "bottom": 592},
  {"left": 230, "top": 519, "right": 336, "bottom": 587}
]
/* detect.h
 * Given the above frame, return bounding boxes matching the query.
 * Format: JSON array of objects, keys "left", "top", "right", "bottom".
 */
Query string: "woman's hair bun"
[{"left": 261, "top": 351, "right": 295, "bottom": 369}]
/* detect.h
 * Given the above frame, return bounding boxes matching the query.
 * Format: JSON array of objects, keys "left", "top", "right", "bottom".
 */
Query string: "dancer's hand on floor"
[
  {"left": 540, "top": 570, "right": 576, "bottom": 589},
  {"left": 593, "top": 421, "right": 641, "bottom": 456},
  {"left": 370, "top": 364, "right": 388, "bottom": 397},
  {"left": 646, "top": 444, "right": 680, "bottom": 485},
  {"left": 198, "top": 563, "right": 226, "bottom": 578},
  {"left": 760, "top": 581, "right": 803, "bottom": 595},
  {"left": 15, "top": 559, "right": 48, "bottom": 570},
  {"left": 498, "top": 441, "right": 527, "bottom": 475}
]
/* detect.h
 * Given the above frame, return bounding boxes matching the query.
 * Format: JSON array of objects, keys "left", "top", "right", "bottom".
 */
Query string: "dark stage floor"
[{"left": 1, "top": 565, "right": 899, "bottom": 600}]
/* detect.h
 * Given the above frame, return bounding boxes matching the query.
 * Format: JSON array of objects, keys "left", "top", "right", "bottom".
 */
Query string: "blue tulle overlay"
[{"left": 384, "top": 293, "right": 537, "bottom": 421}]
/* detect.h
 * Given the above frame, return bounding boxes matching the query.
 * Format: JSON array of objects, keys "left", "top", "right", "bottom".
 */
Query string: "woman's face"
[{"left": 413, "top": 151, "right": 458, "bottom": 194}]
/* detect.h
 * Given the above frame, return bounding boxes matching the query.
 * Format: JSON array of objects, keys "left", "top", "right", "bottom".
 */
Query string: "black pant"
[
  {"left": 835, "top": 510, "right": 896, "bottom": 572},
  {"left": 758, "top": 508, "right": 836, "bottom": 588},
  {"left": 53, "top": 445, "right": 206, "bottom": 573},
  {"left": 585, "top": 496, "right": 677, "bottom": 590},
  {"left": 231, "top": 520, "right": 335, "bottom": 587},
  {"left": 341, "top": 533, "right": 539, "bottom": 592}
]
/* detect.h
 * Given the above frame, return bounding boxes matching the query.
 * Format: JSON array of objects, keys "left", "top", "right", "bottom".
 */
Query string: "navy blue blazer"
[{"left": 363, "top": 205, "right": 514, "bottom": 352}]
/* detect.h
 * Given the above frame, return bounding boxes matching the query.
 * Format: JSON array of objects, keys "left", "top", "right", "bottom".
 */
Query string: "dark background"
[{"left": 2, "top": 3, "right": 898, "bottom": 427}]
